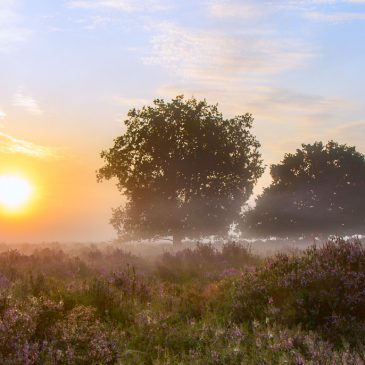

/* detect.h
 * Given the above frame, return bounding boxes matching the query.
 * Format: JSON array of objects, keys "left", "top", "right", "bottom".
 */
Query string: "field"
[{"left": 1, "top": 238, "right": 365, "bottom": 364}]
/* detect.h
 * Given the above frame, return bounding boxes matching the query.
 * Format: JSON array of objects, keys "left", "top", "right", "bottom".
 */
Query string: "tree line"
[{"left": 97, "top": 95, "right": 365, "bottom": 243}]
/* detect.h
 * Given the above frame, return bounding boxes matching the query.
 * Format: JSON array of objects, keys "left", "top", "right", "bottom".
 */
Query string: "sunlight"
[{"left": 0, "top": 175, "right": 33, "bottom": 212}]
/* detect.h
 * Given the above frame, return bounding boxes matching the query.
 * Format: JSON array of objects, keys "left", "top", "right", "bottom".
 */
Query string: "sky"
[{"left": 1, "top": 0, "right": 365, "bottom": 242}]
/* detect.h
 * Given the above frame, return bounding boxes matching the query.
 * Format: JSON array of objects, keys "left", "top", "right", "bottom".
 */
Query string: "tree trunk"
[{"left": 173, "top": 232, "right": 183, "bottom": 246}]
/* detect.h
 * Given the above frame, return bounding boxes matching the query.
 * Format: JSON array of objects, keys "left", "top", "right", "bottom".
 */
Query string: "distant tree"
[
  {"left": 244, "top": 141, "right": 365, "bottom": 237},
  {"left": 97, "top": 95, "right": 263, "bottom": 245}
]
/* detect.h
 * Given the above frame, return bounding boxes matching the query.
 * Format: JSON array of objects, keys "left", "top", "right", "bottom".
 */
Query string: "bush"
[
  {"left": 156, "top": 242, "right": 259, "bottom": 283},
  {"left": 232, "top": 238, "right": 365, "bottom": 344}
]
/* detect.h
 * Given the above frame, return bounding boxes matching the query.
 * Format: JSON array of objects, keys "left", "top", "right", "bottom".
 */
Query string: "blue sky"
[{"left": 1, "top": 0, "right": 365, "bottom": 241}]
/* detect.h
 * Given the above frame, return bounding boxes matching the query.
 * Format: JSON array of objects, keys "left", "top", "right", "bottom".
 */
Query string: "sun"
[{"left": 0, "top": 175, "right": 34, "bottom": 212}]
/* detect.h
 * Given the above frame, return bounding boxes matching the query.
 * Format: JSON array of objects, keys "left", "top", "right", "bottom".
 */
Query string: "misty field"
[{"left": 1, "top": 238, "right": 365, "bottom": 364}]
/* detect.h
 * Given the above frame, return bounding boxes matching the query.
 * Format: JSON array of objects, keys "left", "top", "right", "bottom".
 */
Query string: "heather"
[{"left": 1, "top": 239, "right": 365, "bottom": 364}]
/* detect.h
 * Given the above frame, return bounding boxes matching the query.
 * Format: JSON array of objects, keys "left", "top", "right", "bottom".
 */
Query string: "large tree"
[
  {"left": 244, "top": 141, "right": 365, "bottom": 237},
  {"left": 97, "top": 95, "right": 263, "bottom": 244}
]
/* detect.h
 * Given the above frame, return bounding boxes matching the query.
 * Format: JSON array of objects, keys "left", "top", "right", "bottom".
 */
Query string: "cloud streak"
[
  {"left": 67, "top": 0, "right": 170, "bottom": 12},
  {"left": 13, "top": 90, "right": 43, "bottom": 115},
  {"left": 144, "top": 22, "right": 314, "bottom": 85},
  {"left": 206, "top": 0, "right": 365, "bottom": 23},
  {"left": 207, "top": 1, "right": 261, "bottom": 19},
  {"left": 0, "top": 132, "right": 57, "bottom": 159},
  {"left": 304, "top": 11, "right": 365, "bottom": 22},
  {"left": 0, "top": 0, "right": 30, "bottom": 52}
]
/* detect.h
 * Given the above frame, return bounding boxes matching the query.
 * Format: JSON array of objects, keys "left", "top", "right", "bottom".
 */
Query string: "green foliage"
[
  {"left": 245, "top": 141, "right": 365, "bottom": 236},
  {"left": 97, "top": 95, "right": 263, "bottom": 243}
]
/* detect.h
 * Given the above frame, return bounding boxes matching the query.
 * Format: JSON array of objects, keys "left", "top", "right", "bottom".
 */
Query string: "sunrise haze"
[{"left": 1, "top": 0, "right": 365, "bottom": 242}]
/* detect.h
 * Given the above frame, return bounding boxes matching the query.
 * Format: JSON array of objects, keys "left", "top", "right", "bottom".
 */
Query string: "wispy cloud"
[
  {"left": 13, "top": 90, "right": 43, "bottom": 115},
  {"left": 73, "top": 14, "right": 119, "bottom": 30},
  {"left": 84, "top": 15, "right": 114, "bottom": 28},
  {"left": 66, "top": 0, "right": 172, "bottom": 29},
  {"left": 157, "top": 84, "right": 349, "bottom": 120},
  {"left": 67, "top": 0, "right": 170, "bottom": 12},
  {"left": 0, "top": 109, "right": 5, "bottom": 128},
  {"left": 207, "top": 0, "right": 261, "bottom": 19},
  {"left": 280, "top": 0, "right": 365, "bottom": 23},
  {"left": 145, "top": 22, "right": 314, "bottom": 85},
  {"left": 244, "top": 87, "right": 351, "bottom": 115},
  {"left": 304, "top": 11, "right": 365, "bottom": 22},
  {"left": 0, "top": 132, "right": 57, "bottom": 159},
  {"left": 0, "top": 0, "right": 31, "bottom": 52},
  {"left": 207, "top": 0, "right": 365, "bottom": 23},
  {"left": 156, "top": 82, "right": 356, "bottom": 164}
]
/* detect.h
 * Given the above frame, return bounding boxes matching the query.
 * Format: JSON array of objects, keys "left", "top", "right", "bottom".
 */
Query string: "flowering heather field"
[{"left": 1, "top": 239, "right": 365, "bottom": 364}]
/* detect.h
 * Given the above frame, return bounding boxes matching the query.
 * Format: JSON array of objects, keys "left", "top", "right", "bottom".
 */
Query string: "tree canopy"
[
  {"left": 97, "top": 95, "right": 263, "bottom": 244},
  {"left": 244, "top": 141, "right": 365, "bottom": 237}
]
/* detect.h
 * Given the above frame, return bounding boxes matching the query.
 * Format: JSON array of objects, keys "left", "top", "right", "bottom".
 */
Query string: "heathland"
[{"left": 1, "top": 238, "right": 365, "bottom": 364}]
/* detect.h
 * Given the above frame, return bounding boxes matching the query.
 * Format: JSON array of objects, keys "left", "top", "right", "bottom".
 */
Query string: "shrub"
[
  {"left": 49, "top": 305, "right": 119, "bottom": 364},
  {"left": 156, "top": 242, "right": 259, "bottom": 283},
  {"left": 232, "top": 238, "right": 365, "bottom": 344}
]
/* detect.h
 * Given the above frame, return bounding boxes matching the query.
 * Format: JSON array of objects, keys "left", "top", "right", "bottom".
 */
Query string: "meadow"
[{"left": 1, "top": 238, "right": 365, "bottom": 364}]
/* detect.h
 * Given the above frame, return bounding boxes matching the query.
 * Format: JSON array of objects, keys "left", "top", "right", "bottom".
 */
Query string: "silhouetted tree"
[
  {"left": 98, "top": 95, "right": 263, "bottom": 245},
  {"left": 244, "top": 141, "right": 365, "bottom": 237}
]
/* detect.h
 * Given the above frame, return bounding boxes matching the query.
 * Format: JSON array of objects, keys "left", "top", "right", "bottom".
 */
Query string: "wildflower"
[
  {"left": 295, "top": 355, "right": 305, "bottom": 365},
  {"left": 0, "top": 273, "right": 10, "bottom": 290},
  {"left": 230, "top": 325, "right": 244, "bottom": 339},
  {"left": 211, "top": 350, "right": 219, "bottom": 362}
]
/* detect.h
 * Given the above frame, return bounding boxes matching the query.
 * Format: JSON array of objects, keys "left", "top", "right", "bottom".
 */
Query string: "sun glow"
[{"left": 0, "top": 175, "right": 34, "bottom": 212}]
